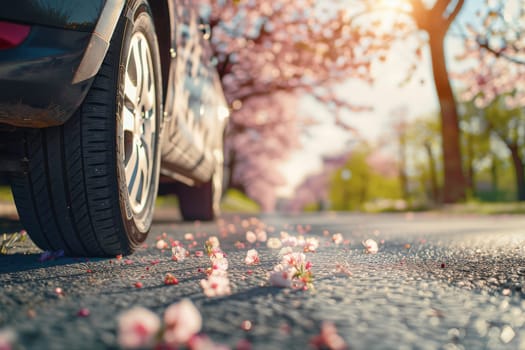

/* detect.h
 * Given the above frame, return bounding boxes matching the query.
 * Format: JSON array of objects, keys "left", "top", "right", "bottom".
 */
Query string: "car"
[{"left": 0, "top": 0, "right": 229, "bottom": 257}]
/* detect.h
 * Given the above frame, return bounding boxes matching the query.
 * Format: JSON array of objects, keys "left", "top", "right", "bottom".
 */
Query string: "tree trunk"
[
  {"left": 428, "top": 35, "right": 467, "bottom": 203},
  {"left": 466, "top": 132, "right": 476, "bottom": 197},
  {"left": 490, "top": 153, "right": 499, "bottom": 195},
  {"left": 509, "top": 145, "right": 525, "bottom": 201},
  {"left": 424, "top": 141, "right": 439, "bottom": 203},
  {"left": 399, "top": 134, "right": 409, "bottom": 201}
]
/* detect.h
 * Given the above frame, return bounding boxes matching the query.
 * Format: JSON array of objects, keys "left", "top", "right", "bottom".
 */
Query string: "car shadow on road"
[{"left": 0, "top": 254, "right": 105, "bottom": 274}]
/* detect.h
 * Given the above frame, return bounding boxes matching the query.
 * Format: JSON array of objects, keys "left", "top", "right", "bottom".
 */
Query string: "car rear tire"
[
  {"left": 177, "top": 165, "right": 222, "bottom": 221},
  {"left": 9, "top": 1, "right": 162, "bottom": 257}
]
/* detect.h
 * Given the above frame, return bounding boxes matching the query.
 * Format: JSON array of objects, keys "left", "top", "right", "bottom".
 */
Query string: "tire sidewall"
[{"left": 115, "top": 0, "right": 162, "bottom": 243}]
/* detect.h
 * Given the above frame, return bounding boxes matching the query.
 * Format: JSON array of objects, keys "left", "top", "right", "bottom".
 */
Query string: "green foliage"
[
  {"left": 220, "top": 189, "right": 260, "bottom": 213},
  {"left": 0, "top": 186, "right": 13, "bottom": 202},
  {"left": 329, "top": 146, "right": 402, "bottom": 211}
]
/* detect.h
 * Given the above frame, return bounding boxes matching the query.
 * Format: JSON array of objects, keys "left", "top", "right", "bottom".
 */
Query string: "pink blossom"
[
  {"left": 281, "top": 235, "right": 298, "bottom": 247},
  {"left": 332, "top": 233, "right": 344, "bottom": 245},
  {"left": 172, "top": 246, "right": 188, "bottom": 261},
  {"left": 362, "top": 239, "right": 378, "bottom": 254},
  {"left": 266, "top": 237, "right": 282, "bottom": 249},
  {"left": 244, "top": 249, "right": 260, "bottom": 265},
  {"left": 281, "top": 252, "right": 306, "bottom": 267},
  {"left": 278, "top": 247, "right": 293, "bottom": 256},
  {"left": 156, "top": 239, "right": 169, "bottom": 250},
  {"left": 256, "top": 230, "right": 267, "bottom": 242},
  {"left": 210, "top": 249, "right": 226, "bottom": 260},
  {"left": 211, "top": 257, "right": 229, "bottom": 272},
  {"left": 118, "top": 307, "right": 161, "bottom": 349},
  {"left": 268, "top": 265, "right": 294, "bottom": 288},
  {"left": 0, "top": 329, "right": 15, "bottom": 350},
  {"left": 208, "top": 236, "right": 220, "bottom": 249},
  {"left": 304, "top": 237, "right": 319, "bottom": 253},
  {"left": 188, "top": 335, "right": 230, "bottom": 350},
  {"left": 200, "top": 274, "right": 232, "bottom": 297},
  {"left": 164, "top": 299, "right": 202, "bottom": 346},
  {"left": 310, "top": 322, "right": 347, "bottom": 350},
  {"left": 245, "top": 231, "right": 257, "bottom": 244},
  {"left": 184, "top": 233, "right": 195, "bottom": 241}
]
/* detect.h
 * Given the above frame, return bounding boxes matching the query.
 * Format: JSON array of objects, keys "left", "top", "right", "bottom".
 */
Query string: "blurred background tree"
[{"left": 196, "top": 0, "right": 524, "bottom": 212}]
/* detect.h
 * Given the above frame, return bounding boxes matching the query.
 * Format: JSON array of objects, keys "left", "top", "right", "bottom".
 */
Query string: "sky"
[{"left": 276, "top": 0, "right": 482, "bottom": 197}]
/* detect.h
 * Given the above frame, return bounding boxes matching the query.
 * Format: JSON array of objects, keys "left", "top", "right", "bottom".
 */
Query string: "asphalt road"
[{"left": 2, "top": 211, "right": 525, "bottom": 349}]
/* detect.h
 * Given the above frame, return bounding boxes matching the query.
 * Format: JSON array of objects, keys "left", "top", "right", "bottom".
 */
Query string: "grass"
[
  {"left": 0, "top": 186, "right": 13, "bottom": 202},
  {"left": 221, "top": 189, "right": 260, "bottom": 214},
  {"left": 436, "top": 201, "right": 525, "bottom": 215}
]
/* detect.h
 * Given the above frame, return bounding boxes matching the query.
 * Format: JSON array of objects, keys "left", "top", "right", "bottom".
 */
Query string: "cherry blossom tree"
[
  {"left": 453, "top": 1, "right": 525, "bottom": 200},
  {"left": 199, "top": 0, "right": 386, "bottom": 210}
]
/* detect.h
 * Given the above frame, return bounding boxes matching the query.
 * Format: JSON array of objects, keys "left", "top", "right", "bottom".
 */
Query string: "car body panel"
[
  {"left": 0, "top": 0, "right": 228, "bottom": 186},
  {"left": 0, "top": 25, "right": 92, "bottom": 127},
  {"left": 0, "top": 0, "right": 105, "bottom": 32}
]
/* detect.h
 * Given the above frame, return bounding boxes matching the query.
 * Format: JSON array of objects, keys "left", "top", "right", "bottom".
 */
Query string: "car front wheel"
[{"left": 9, "top": 0, "right": 162, "bottom": 257}]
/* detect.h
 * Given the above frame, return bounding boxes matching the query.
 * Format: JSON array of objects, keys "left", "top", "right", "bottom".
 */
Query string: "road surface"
[{"left": 2, "top": 211, "right": 525, "bottom": 349}]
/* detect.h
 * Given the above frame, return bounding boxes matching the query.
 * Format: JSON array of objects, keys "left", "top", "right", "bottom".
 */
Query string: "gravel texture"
[{"left": 2, "top": 212, "right": 525, "bottom": 349}]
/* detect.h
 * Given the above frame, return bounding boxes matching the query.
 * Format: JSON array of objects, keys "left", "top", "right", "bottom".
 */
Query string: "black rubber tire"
[{"left": 9, "top": 1, "right": 162, "bottom": 257}]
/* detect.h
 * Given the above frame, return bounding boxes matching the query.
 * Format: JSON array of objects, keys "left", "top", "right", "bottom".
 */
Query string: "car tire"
[
  {"left": 177, "top": 165, "right": 222, "bottom": 221},
  {"left": 9, "top": 0, "right": 162, "bottom": 257}
]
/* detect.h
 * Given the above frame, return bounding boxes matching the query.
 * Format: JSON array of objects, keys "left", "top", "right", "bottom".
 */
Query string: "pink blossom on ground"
[
  {"left": 156, "top": 239, "right": 169, "bottom": 250},
  {"left": 211, "top": 257, "right": 229, "bottom": 272},
  {"left": 208, "top": 236, "right": 220, "bottom": 249},
  {"left": 245, "top": 231, "right": 257, "bottom": 244},
  {"left": 244, "top": 249, "right": 260, "bottom": 265},
  {"left": 210, "top": 249, "right": 226, "bottom": 260},
  {"left": 362, "top": 239, "right": 379, "bottom": 254},
  {"left": 188, "top": 335, "right": 231, "bottom": 350},
  {"left": 268, "top": 265, "right": 294, "bottom": 288},
  {"left": 332, "top": 233, "right": 344, "bottom": 245},
  {"left": 278, "top": 247, "right": 293, "bottom": 256},
  {"left": 200, "top": 274, "right": 232, "bottom": 297},
  {"left": 304, "top": 237, "right": 320, "bottom": 253},
  {"left": 310, "top": 322, "right": 347, "bottom": 350},
  {"left": 266, "top": 237, "right": 282, "bottom": 249},
  {"left": 118, "top": 307, "right": 161, "bottom": 349},
  {"left": 234, "top": 241, "right": 246, "bottom": 249},
  {"left": 256, "top": 230, "right": 267, "bottom": 242},
  {"left": 280, "top": 235, "right": 298, "bottom": 247},
  {"left": 0, "top": 329, "right": 15, "bottom": 350},
  {"left": 164, "top": 299, "right": 202, "bottom": 346},
  {"left": 172, "top": 246, "right": 188, "bottom": 261},
  {"left": 281, "top": 252, "right": 306, "bottom": 267}
]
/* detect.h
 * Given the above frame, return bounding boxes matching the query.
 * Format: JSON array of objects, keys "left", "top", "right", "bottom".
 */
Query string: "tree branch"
[{"left": 444, "top": 0, "right": 465, "bottom": 27}]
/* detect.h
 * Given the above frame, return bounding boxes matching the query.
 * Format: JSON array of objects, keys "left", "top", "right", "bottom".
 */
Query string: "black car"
[{"left": 0, "top": 0, "right": 229, "bottom": 256}]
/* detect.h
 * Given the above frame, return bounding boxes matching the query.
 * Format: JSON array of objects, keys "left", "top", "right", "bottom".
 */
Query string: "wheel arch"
[{"left": 148, "top": 0, "right": 172, "bottom": 107}]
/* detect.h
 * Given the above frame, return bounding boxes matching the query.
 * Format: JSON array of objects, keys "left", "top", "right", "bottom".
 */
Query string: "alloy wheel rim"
[{"left": 122, "top": 31, "right": 156, "bottom": 215}]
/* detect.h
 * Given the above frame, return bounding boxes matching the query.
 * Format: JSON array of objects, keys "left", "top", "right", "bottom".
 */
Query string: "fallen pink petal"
[
  {"left": 245, "top": 231, "right": 257, "bottom": 244},
  {"left": 362, "top": 239, "right": 379, "bottom": 254},
  {"left": 118, "top": 307, "right": 161, "bottom": 349},
  {"left": 164, "top": 299, "right": 202, "bottom": 346},
  {"left": 310, "top": 322, "right": 347, "bottom": 350},
  {"left": 244, "top": 249, "right": 260, "bottom": 265}
]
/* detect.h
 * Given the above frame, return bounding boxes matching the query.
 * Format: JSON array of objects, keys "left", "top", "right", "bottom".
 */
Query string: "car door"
[{"left": 161, "top": 0, "right": 217, "bottom": 183}]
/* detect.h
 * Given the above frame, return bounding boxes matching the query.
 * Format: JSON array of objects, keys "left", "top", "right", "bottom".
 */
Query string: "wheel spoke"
[
  {"left": 123, "top": 107, "right": 135, "bottom": 133},
  {"left": 121, "top": 31, "right": 157, "bottom": 215},
  {"left": 125, "top": 142, "right": 138, "bottom": 192},
  {"left": 137, "top": 143, "right": 150, "bottom": 191},
  {"left": 133, "top": 38, "right": 143, "bottom": 101},
  {"left": 124, "top": 72, "right": 138, "bottom": 105}
]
